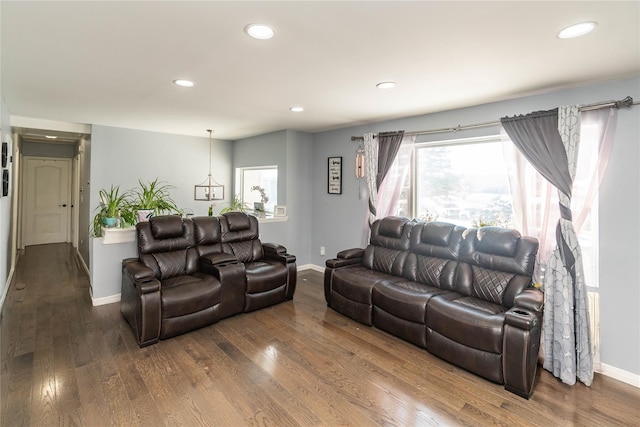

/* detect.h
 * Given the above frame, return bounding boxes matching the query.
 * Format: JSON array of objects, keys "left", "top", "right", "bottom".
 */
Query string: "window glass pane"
[
  {"left": 241, "top": 167, "right": 277, "bottom": 213},
  {"left": 415, "top": 140, "right": 513, "bottom": 228}
]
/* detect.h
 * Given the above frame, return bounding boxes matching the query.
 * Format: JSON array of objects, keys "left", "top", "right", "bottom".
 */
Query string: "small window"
[{"left": 237, "top": 166, "right": 278, "bottom": 213}]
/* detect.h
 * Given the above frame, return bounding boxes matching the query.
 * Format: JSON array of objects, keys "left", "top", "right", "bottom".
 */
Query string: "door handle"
[{"left": 59, "top": 204, "right": 67, "bottom": 207}]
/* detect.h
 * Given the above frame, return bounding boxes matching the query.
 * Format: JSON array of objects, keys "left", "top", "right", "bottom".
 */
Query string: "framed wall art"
[
  {"left": 1, "top": 142, "right": 7, "bottom": 168},
  {"left": 2, "top": 169, "right": 8, "bottom": 197},
  {"left": 328, "top": 156, "right": 342, "bottom": 194},
  {"left": 274, "top": 205, "right": 287, "bottom": 217}
]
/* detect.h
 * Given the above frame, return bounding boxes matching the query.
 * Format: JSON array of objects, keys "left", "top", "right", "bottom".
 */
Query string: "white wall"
[
  {"left": 0, "top": 0, "right": 16, "bottom": 307},
  {"left": 311, "top": 77, "right": 640, "bottom": 381},
  {"left": 0, "top": 96, "right": 14, "bottom": 310},
  {"left": 77, "top": 136, "right": 91, "bottom": 266}
]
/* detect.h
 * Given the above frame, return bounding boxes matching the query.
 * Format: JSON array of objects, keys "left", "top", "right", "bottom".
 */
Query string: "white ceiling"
[{"left": 2, "top": 1, "right": 639, "bottom": 141}]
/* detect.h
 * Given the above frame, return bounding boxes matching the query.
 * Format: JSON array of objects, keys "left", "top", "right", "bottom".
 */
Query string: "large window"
[
  {"left": 396, "top": 132, "right": 598, "bottom": 288},
  {"left": 404, "top": 136, "right": 514, "bottom": 228},
  {"left": 236, "top": 166, "right": 278, "bottom": 213}
]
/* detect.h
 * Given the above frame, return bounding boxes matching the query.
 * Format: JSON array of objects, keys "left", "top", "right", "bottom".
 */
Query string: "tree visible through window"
[{"left": 409, "top": 137, "right": 514, "bottom": 228}]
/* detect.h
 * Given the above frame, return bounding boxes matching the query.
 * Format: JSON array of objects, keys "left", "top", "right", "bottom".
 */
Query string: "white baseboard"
[
  {"left": 0, "top": 265, "right": 16, "bottom": 314},
  {"left": 75, "top": 249, "right": 90, "bottom": 277},
  {"left": 598, "top": 363, "right": 640, "bottom": 388},
  {"left": 91, "top": 293, "right": 121, "bottom": 306},
  {"left": 298, "top": 264, "right": 324, "bottom": 273}
]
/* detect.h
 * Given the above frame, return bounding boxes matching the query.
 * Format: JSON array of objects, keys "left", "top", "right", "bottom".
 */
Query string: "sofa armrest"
[
  {"left": 513, "top": 288, "right": 544, "bottom": 313},
  {"left": 337, "top": 248, "right": 364, "bottom": 260},
  {"left": 505, "top": 307, "right": 539, "bottom": 330},
  {"left": 503, "top": 304, "right": 543, "bottom": 399},
  {"left": 325, "top": 248, "right": 364, "bottom": 269},
  {"left": 263, "top": 243, "right": 296, "bottom": 264},
  {"left": 121, "top": 259, "right": 161, "bottom": 347},
  {"left": 200, "top": 252, "right": 239, "bottom": 269},
  {"left": 122, "top": 258, "right": 155, "bottom": 282}
]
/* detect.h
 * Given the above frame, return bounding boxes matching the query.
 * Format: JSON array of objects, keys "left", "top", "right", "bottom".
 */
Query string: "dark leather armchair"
[
  {"left": 122, "top": 213, "right": 297, "bottom": 347},
  {"left": 217, "top": 212, "right": 296, "bottom": 312},
  {"left": 121, "top": 215, "right": 222, "bottom": 347}
]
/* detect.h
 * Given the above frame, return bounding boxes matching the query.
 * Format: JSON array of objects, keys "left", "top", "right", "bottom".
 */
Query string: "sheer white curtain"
[
  {"left": 502, "top": 107, "right": 618, "bottom": 379},
  {"left": 376, "top": 134, "right": 416, "bottom": 219},
  {"left": 362, "top": 133, "right": 415, "bottom": 246},
  {"left": 364, "top": 133, "right": 378, "bottom": 226}
]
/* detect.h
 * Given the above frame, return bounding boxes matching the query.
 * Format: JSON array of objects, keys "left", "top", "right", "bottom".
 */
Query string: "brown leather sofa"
[
  {"left": 121, "top": 212, "right": 296, "bottom": 347},
  {"left": 324, "top": 216, "right": 542, "bottom": 399}
]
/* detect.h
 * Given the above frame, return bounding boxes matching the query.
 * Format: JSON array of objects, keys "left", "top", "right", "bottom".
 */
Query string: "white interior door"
[{"left": 23, "top": 157, "right": 71, "bottom": 246}]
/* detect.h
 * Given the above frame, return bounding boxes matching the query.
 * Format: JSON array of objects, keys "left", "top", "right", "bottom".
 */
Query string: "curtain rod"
[{"left": 350, "top": 96, "right": 636, "bottom": 141}]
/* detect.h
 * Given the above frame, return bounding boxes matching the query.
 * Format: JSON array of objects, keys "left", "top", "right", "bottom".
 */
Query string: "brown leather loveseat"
[
  {"left": 121, "top": 212, "right": 296, "bottom": 347},
  {"left": 324, "top": 216, "right": 542, "bottom": 399}
]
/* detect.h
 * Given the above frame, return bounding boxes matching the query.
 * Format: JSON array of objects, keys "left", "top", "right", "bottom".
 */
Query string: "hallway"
[{"left": 1, "top": 243, "right": 130, "bottom": 425}]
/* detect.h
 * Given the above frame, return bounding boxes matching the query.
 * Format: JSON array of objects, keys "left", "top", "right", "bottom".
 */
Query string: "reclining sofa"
[
  {"left": 324, "top": 216, "right": 543, "bottom": 399},
  {"left": 121, "top": 212, "right": 296, "bottom": 347}
]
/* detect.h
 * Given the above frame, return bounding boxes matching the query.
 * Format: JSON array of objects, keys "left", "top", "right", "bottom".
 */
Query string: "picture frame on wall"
[
  {"left": 2, "top": 142, "right": 7, "bottom": 168},
  {"left": 274, "top": 205, "right": 287, "bottom": 217},
  {"left": 3, "top": 169, "right": 8, "bottom": 197},
  {"left": 328, "top": 156, "right": 342, "bottom": 194}
]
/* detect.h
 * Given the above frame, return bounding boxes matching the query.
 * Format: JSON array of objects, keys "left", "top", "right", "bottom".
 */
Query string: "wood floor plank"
[{"left": 2, "top": 244, "right": 640, "bottom": 426}]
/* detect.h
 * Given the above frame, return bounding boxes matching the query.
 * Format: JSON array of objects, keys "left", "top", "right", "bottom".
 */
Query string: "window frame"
[{"left": 235, "top": 165, "right": 278, "bottom": 214}]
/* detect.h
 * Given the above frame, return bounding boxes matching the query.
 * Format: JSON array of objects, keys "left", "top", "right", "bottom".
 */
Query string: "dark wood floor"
[{"left": 1, "top": 244, "right": 639, "bottom": 426}]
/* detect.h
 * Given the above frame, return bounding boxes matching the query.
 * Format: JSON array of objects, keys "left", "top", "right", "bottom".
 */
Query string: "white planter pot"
[{"left": 137, "top": 209, "right": 154, "bottom": 222}]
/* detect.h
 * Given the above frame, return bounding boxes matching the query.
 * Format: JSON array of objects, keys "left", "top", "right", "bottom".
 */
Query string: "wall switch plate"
[{"left": 320, "top": 246, "right": 325, "bottom": 256}]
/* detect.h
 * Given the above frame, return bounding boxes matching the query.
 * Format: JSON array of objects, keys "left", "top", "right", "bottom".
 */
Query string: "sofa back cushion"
[
  {"left": 458, "top": 227, "right": 539, "bottom": 308},
  {"left": 219, "top": 212, "right": 263, "bottom": 262},
  {"left": 192, "top": 216, "right": 223, "bottom": 256},
  {"left": 362, "top": 216, "right": 412, "bottom": 276},
  {"left": 136, "top": 216, "right": 198, "bottom": 279},
  {"left": 405, "top": 221, "right": 465, "bottom": 290}
]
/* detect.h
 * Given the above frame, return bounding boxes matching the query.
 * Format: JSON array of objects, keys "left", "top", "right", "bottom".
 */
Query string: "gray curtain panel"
[
  {"left": 501, "top": 107, "right": 593, "bottom": 386},
  {"left": 376, "top": 131, "right": 405, "bottom": 188},
  {"left": 501, "top": 109, "right": 572, "bottom": 197}
]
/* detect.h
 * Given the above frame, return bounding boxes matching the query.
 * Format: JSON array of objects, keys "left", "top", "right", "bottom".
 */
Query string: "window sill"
[
  {"left": 256, "top": 215, "right": 288, "bottom": 223},
  {"left": 101, "top": 226, "right": 136, "bottom": 244}
]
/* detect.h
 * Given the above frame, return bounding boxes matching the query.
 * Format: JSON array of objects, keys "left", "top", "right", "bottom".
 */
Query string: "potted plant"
[
  {"left": 91, "top": 185, "right": 135, "bottom": 237},
  {"left": 130, "top": 178, "right": 179, "bottom": 222},
  {"left": 219, "top": 193, "right": 248, "bottom": 214},
  {"left": 251, "top": 185, "right": 269, "bottom": 217}
]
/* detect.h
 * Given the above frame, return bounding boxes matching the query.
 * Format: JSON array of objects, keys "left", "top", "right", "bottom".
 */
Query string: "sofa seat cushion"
[
  {"left": 426, "top": 294, "right": 505, "bottom": 354},
  {"left": 245, "top": 261, "right": 288, "bottom": 294},
  {"left": 372, "top": 281, "right": 451, "bottom": 324},
  {"left": 161, "top": 273, "right": 221, "bottom": 319},
  {"left": 332, "top": 265, "right": 402, "bottom": 304}
]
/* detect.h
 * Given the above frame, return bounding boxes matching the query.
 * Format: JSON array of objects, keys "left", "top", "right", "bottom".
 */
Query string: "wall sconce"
[{"left": 194, "top": 129, "right": 224, "bottom": 201}]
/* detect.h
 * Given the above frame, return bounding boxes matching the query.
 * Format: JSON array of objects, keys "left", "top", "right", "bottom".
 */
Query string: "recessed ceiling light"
[
  {"left": 173, "top": 79, "right": 195, "bottom": 87},
  {"left": 558, "top": 22, "right": 597, "bottom": 39},
  {"left": 376, "top": 81, "right": 396, "bottom": 89},
  {"left": 245, "top": 24, "right": 275, "bottom": 40},
  {"left": 290, "top": 106, "right": 304, "bottom": 112},
  {"left": 45, "top": 135, "right": 57, "bottom": 139}
]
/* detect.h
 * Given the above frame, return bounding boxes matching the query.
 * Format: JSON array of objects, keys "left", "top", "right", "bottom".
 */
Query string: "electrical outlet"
[{"left": 320, "top": 246, "right": 325, "bottom": 256}]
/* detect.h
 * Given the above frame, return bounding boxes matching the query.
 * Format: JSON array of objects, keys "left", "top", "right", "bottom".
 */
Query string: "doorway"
[{"left": 22, "top": 157, "right": 72, "bottom": 246}]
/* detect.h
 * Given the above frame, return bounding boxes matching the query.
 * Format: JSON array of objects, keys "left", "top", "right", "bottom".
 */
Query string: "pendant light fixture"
[{"left": 194, "top": 129, "right": 224, "bottom": 201}]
